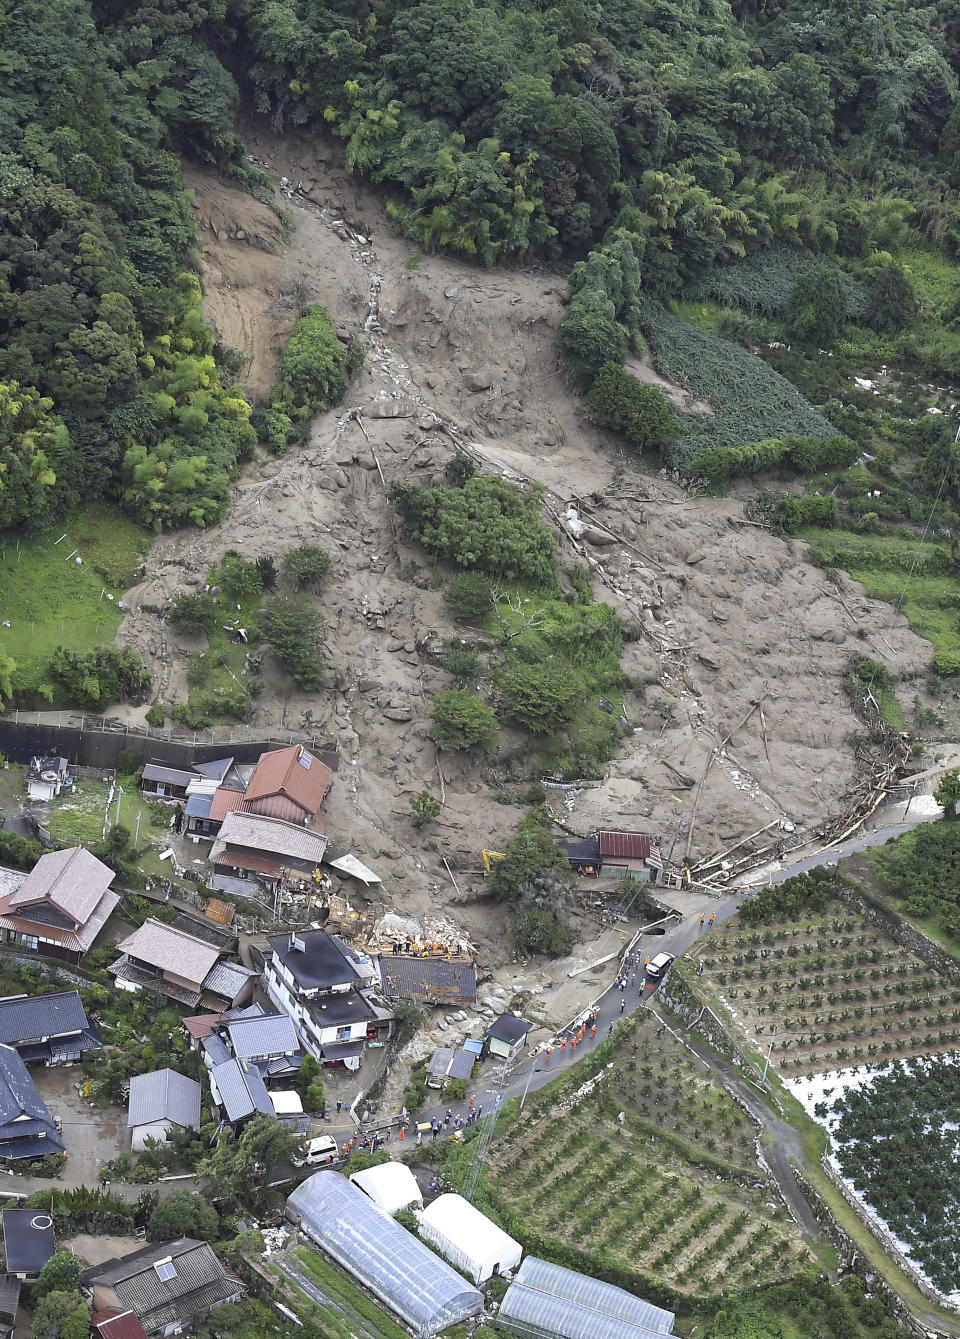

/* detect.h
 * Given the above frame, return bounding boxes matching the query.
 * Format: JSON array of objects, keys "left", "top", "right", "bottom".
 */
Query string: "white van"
[
  {"left": 645, "top": 952, "right": 675, "bottom": 979},
  {"left": 293, "top": 1135, "right": 339, "bottom": 1168}
]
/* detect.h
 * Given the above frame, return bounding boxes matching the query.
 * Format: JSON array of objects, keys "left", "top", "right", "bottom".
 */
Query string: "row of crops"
[
  {"left": 486, "top": 1015, "right": 809, "bottom": 1294},
  {"left": 699, "top": 913, "right": 960, "bottom": 1074}
]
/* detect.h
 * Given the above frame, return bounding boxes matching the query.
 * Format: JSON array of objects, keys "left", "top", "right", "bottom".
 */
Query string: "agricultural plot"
[
  {"left": 486, "top": 1013, "right": 810, "bottom": 1294},
  {"left": 788, "top": 1056, "right": 960, "bottom": 1301},
  {"left": 696, "top": 911, "right": 960, "bottom": 1075}
]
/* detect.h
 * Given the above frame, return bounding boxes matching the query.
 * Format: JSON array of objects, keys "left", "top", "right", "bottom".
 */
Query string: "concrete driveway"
[{"left": 31, "top": 1066, "right": 124, "bottom": 1185}]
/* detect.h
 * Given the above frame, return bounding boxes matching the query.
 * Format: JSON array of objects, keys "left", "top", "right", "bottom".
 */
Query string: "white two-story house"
[{"left": 263, "top": 930, "right": 392, "bottom": 1071}]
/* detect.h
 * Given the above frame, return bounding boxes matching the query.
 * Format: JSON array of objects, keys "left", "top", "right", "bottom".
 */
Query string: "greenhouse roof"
[
  {"left": 496, "top": 1258, "right": 676, "bottom": 1339},
  {"left": 286, "top": 1172, "right": 482, "bottom": 1337}
]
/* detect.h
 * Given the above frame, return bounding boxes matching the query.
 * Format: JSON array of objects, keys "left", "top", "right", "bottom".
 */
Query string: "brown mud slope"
[{"left": 120, "top": 125, "right": 929, "bottom": 940}]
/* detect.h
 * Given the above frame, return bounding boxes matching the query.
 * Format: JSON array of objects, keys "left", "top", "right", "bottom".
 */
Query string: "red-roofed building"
[
  {"left": 242, "top": 745, "right": 332, "bottom": 823},
  {"left": 597, "top": 831, "right": 662, "bottom": 881},
  {"left": 92, "top": 1311, "right": 149, "bottom": 1339}
]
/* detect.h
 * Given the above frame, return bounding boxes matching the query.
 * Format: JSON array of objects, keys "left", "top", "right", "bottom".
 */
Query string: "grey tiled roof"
[
  {"left": 201, "top": 1034, "right": 231, "bottom": 1067},
  {"left": 225, "top": 1013, "right": 298, "bottom": 1061},
  {"left": 202, "top": 961, "right": 256, "bottom": 1002},
  {"left": 117, "top": 919, "right": 221, "bottom": 986},
  {"left": 378, "top": 956, "right": 477, "bottom": 1005},
  {"left": 85, "top": 1238, "right": 243, "bottom": 1334},
  {"left": 9, "top": 846, "right": 114, "bottom": 924},
  {"left": 0, "top": 990, "right": 90, "bottom": 1046},
  {"left": 141, "top": 764, "right": 197, "bottom": 787},
  {"left": 127, "top": 1069, "right": 201, "bottom": 1131},
  {"left": 0, "top": 1045, "right": 63, "bottom": 1157},
  {"left": 211, "top": 1059, "right": 273, "bottom": 1124},
  {"left": 210, "top": 811, "right": 327, "bottom": 864}
]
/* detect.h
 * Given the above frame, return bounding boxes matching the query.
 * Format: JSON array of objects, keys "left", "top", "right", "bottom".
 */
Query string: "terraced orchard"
[
  {"left": 697, "top": 911, "right": 960, "bottom": 1075},
  {"left": 486, "top": 1015, "right": 810, "bottom": 1294}
]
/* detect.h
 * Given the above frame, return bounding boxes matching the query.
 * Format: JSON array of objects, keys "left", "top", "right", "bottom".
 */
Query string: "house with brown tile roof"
[
  {"left": 207, "top": 811, "right": 328, "bottom": 894},
  {"left": 0, "top": 847, "right": 119, "bottom": 964},
  {"left": 109, "top": 919, "right": 223, "bottom": 1008},
  {"left": 243, "top": 745, "right": 331, "bottom": 822}
]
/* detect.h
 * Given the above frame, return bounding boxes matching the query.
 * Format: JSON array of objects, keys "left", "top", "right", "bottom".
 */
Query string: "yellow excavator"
[{"left": 481, "top": 849, "right": 505, "bottom": 874}]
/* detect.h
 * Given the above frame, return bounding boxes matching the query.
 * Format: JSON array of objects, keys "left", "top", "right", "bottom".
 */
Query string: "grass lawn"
[
  {"left": 799, "top": 526, "right": 954, "bottom": 664},
  {"left": 0, "top": 504, "right": 152, "bottom": 685},
  {"left": 47, "top": 773, "right": 173, "bottom": 878}
]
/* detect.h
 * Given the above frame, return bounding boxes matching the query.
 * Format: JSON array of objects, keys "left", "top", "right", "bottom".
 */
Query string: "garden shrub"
[
  {"left": 693, "top": 435, "right": 858, "bottom": 488},
  {"left": 508, "top": 906, "right": 573, "bottom": 957},
  {"left": 145, "top": 704, "right": 164, "bottom": 727},
  {"left": 502, "top": 662, "right": 581, "bottom": 733},
  {"left": 218, "top": 551, "right": 263, "bottom": 602},
  {"left": 440, "top": 639, "right": 483, "bottom": 686},
  {"left": 586, "top": 363, "right": 677, "bottom": 453},
  {"left": 739, "top": 869, "right": 836, "bottom": 923},
  {"left": 430, "top": 690, "right": 499, "bottom": 753},
  {"left": 256, "top": 306, "right": 362, "bottom": 454},
  {"left": 391, "top": 475, "right": 557, "bottom": 587},
  {"left": 281, "top": 545, "right": 331, "bottom": 590},
  {"left": 487, "top": 811, "right": 572, "bottom": 902},
  {"left": 167, "top": 592, "right": 219, "bottom": 636},
  {"left": 258, "top": 596, "right": 325, "bottom": 690},
  {"left": 772, "top": 493, "right": 838, "bottom": 533},
  {"left": 445, "top": 572, "right": 494, "bottom": 625},
  {"left": 48, "top": 645, "right": 151, "bottom": 709}
]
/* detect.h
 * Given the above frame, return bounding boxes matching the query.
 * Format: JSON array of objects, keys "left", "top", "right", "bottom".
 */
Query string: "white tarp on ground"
[
  {"left": 418, "top": 1193, "right": 522, "bottom": 1284},
  {"left": 350, "top": 1161, "right": 423, "bottom": 1216},
  {"left": 329, "top": 854, "right": 382, "bottom": 885}
]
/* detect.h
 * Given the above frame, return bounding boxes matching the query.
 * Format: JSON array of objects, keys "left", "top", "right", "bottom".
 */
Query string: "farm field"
[
  {"left": 485, "top": 1012, "right": 811, "bottom": 1295},
  {"left": 695, "top": 909, "right": 960, "bottom": 1075},
  {"left": 0, "top": 504, "right": 151, "bottom": 692},
  {"left": 789, "top": 1056, "right": 960, "bottom": 1302}
]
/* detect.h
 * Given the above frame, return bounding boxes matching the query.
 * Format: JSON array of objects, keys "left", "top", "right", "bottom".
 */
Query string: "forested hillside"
[{"left": 6, "top": 0, "right": 960, "bottom": 544}]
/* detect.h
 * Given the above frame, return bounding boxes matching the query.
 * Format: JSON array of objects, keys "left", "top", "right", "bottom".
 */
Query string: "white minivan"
[
  {"left": 293, "top": 1135, "right": 339, "bottom": 1168},
  {"left": 645, "top": 952, "right": 675, "bottom": 979}
]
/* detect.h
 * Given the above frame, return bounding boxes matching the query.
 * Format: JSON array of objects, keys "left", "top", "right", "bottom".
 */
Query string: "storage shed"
[
  {"left": 486, "top": 1014, "right": 533, "bottom": 1061},
  {"left": 349, "top": 1161, "right": 423, "bottom": 1216},
  {"left": 418, "top": 1193, "right": 521, "bottom": 1284},
  {"left": 496, "top": 1257, "right": 676, "bottom": 1339},
  {"left": 286, "top": 1172, "right": 482, "bottom": 1336}
]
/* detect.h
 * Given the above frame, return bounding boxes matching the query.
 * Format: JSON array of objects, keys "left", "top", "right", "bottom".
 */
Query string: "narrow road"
[{"left": 651, "top": 1011, "right": 821, "bottom": 1243}]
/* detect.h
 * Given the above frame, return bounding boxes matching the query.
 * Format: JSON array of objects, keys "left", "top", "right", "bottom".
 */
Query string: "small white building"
[
  {"left": 26, "top": 756, "right": 69, "bottom": 803},
  {"left": 418, "top": 1193, "right": 522, "bottom": 1284},
  {"left": 349, "top": 1161, "right": 423, "bottom": 1217},
  {"left": 271, "top": 1090, "right": 304, "bottom": 1117}
]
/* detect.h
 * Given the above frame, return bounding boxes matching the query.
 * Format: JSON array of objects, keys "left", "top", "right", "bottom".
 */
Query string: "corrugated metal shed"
[
  {"left": 597, "top": 832, "right": 652, "bottom": 861},
  {"left": 185, "top": 793, "right": 213, "bottom": 820},
  {"left": 286, "top": 1173, "right": 482, "bottom": 1336}
]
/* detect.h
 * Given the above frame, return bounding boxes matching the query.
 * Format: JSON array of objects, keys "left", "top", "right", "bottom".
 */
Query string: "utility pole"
[
  {"left": 519, "top": 1056, "right": 539, "bottom": 1112},
  {"left": 761, "top": 1028, "right": 776, "bottom": 1085},
  {"left": 114, "top": 783, "right": 123, "bottom": 828}
]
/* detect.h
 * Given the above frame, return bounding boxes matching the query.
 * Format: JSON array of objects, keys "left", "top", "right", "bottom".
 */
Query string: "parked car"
[
  {"left": 645, "top": 952, "right": 675, "bottom": 979},
  {"left": 293, "top": 1135, "right": 339, "bottom": 1168}
]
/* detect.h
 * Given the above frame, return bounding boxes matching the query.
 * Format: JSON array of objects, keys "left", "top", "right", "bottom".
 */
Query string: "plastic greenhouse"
[
  {"left": 286, "top": 1172, "right": 483, "bottom": 1336},
  {"left": 418, "top": 1193, "right": 522, "bottom": 1284},
  {"left": 350, "top": 1161, "right": 424, "bottom": 1216},
  {"left": 496, "top": 1257, "right": 676, "bottom": 1339}
]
